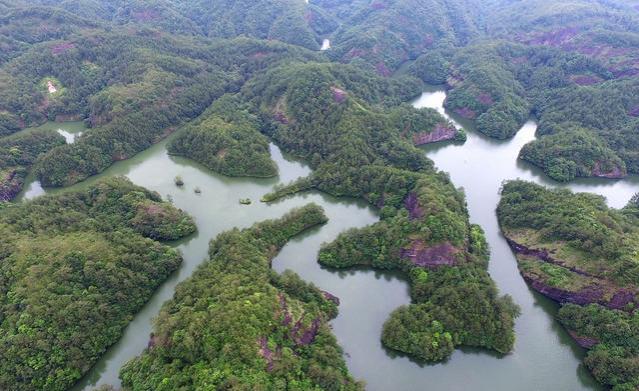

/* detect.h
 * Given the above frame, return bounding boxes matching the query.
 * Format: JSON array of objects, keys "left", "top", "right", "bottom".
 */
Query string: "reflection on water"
[
  {"left": 13, "top": 121, "right": 86, "bottom": 200},
  {"left": 415, "top": 85, "right": 639, "bottom": 208},
  {"left": 8, "top": 120, "right": 86, "bottom": 144},
  {"left": 16, "top": 89, "right": 626, "bottom": 390},
  {"left": 44, "top": 136, "right": 383, "bottom": 390},
  {"left": 20, "top": 180, "right": 45, "bottom": 200},
  {"left": 411, "top": 85, "right": 636, "bottom": 390}
]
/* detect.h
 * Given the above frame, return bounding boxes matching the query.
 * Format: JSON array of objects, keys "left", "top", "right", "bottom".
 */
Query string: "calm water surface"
[
  {"left": 19, "top": 129, "right": 397, "bottom": 390},
  {"left": 8, "top": 120, "right": 85, "bottom": 143},
  {"left": 18, "top": 84, "right": 638, "bottom": 390}
]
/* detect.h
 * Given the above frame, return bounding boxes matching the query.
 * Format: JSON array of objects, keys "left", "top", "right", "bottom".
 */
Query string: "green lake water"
[
  {"left": 18, "top": 87, "right": 639, "bottom": 389},
  {"left": 9, "top": 120, "right": 85, "bottom": 143}
]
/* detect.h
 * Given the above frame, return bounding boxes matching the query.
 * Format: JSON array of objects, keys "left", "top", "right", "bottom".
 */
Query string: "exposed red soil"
[
  {"left": 455, "top": 107, "right": 476, "bottom": 119},
  {"left": 251, "top": 51, "right": 268, "bottom": 59},
  {"left": 524, "top": 275, "right": 606, "bottom": 306},
  {"left": 404, "top": 191, "right": 424, "bottom": 219},
  {"left": 147, "top": 332, "right": 159, "bottom": 348},
  {"left": 330, "top": 86, "right": 348, "bottom": 103},
  {"left": 592, "top": 161, "right": 626, "bottom": 179},
  {"left": 411, "top": 123, "right": 457, "bottom": 146},
  {"left": 277, "top": 293, "right": 292, "bottom": 326},
  {"left": 321, "top": 290, "right": 340, "bottom": 305},
  {"left": 609, "top": 289, "right": 637, "bottom": 309},
  {"left": 146, "top": 331, "right": 172, "bottom": 350},
  {"left": 610, "top": 68, "right": 639, "bottom": 79},
  {"left": 524, "top": 27, "right": 581, "bottom": 47},
  {"left": 304, "top": 11, "right": 313, "bottom": 23},
  {"left": 276, "top": 293, "right": 322, "bottom": 345},
  {"left": 477, "top": 92, "right": 494, "bottom": 106},
  {"left": 51, "top": 42, "right": 75, "bottom": 55},
  {"left": 132, "top": 9, "right": 160, "bottom": 22},
  {"left": 112, "top": 151, "right": 127, "bottom": 161},
  {"left": 143, "top": 203, "right": 165, "bottom": 217},
  {"left": 519, "top": 27, "right": 639, "bottom": 80},
  {"left": 273, "top": 111, "right": 289, "bottom": 124},
  {"left": 422, "top": 35, "right": 434, "bottom": 48},
  {"left": 567, "top": 330, "right": 599, "bottom": 349},
  {"left": 506, "top": 238, "right": 637, "bottom": 310},
  {"left": 258, "top": 336, "right": 277, "bottom": 371},
  {"left": 375, "top": 61, "right": 392, "bottom": 77},
  {"left": 571, "top": 75, "right": 603, "bottom": 86},
  {"left": 0, "top": 169, "right": 22, "bottom": 202},
  {"left": 446, "top": 74, "right": 464, "bottom": 88},
  {"left": 401, "top": 240, "right": 460, "bottom": 268},
  {"left": 292, "top": 317, "right": 321, "bottom": 346},
  {"left": 371, "top": 1, "right": 387, "bottom": 10}
]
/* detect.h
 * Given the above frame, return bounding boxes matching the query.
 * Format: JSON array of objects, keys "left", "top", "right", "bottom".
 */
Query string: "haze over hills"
[{"left": 1, "top": 1, "right": 639, "bottom": 390}]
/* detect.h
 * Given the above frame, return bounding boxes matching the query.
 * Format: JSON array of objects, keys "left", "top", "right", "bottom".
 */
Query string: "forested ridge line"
[
  {"left": 0, "top": 177, "right": 195, "bottom": 390},
  {"left": 498, "top": 180, "right": 639, "bottom": 390},
  {"left": 119, "top": 204, "right": 365, "bottom": 390},
  {"left": 2, "top": 1, "right": 639, "bottom": 390},
  {"left": 3, "top": 0, "right": 639, "bottom": 189}
]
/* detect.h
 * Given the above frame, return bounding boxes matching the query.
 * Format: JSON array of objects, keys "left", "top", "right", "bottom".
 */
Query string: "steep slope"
[
  {"left": 249, "top": 62, "right": 519, "bottom": 362},
  {"left": 119, "top": 205, "right": 363, "bottom": 390},
  {"left": 0, "top": 177, "right": 195, "bottom": 391},
  {"left": 498, "top": 180, "right": 639, "bottom": 389}
]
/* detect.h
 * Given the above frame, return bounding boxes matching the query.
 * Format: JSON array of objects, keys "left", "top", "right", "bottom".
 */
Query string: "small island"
[{"left": 174, "top": 175, "right": 184, "bottom": 187}]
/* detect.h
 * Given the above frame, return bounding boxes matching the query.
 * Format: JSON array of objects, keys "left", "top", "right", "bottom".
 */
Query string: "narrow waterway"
[
  {"left": 413, "top": 87, "right": 639, "bottom": 208},
  {"left": 18, "top": 127, "right": 389, "bottom": 391},
  {"left": 409, "top": 85, "right": 639, "bottom": 390},
  {"left": 17, "top": 86, "right": 639, "bottom": 390}
]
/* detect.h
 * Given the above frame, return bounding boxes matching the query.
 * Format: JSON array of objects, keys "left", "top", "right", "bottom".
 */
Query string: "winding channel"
[{"left": 16, "top": 86, "right": 639, "bottom": 390}]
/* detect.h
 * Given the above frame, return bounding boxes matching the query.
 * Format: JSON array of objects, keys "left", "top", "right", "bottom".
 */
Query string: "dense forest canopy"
[
  {"left": 252, "top": 61, "right": 519, "bottom": 361},
  {"left": 167, "top": 94, "right": 278, "bottom": 178},
  {"left": 0, "top": 177, "right": 195, "bottom": 390},
  {"left": 3, "top": 0, "right": 639, "bottom": 186},
  {"left": 119, "top": 205, "right": 363, "bottom": 390},
  {"left": 2, "top": 0, "right": 639, "bottom": 390},
  {"left": 498, "top": 180, "right": 639, "bottom": 390}
]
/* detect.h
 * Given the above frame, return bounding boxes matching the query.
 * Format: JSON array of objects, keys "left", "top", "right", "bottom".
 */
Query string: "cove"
[
  {"left": 16, "top": 93, "right": 636, "bottom": 390},
  {"left": 8, "top": 120, "right": 85, "bottom": 143},
  {"left": 18, "top": 130, "right": 393, "bottom": 390},
  {"left": 409, "top": 85, "right": 639, "bottom": 390}
]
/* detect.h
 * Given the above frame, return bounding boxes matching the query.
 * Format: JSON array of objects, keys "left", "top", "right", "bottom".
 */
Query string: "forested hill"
[
  {"left": 407, "top": 0, "right": 639, "bottom": 181},
  {"left": 318, "top": 0, "right": 486, "bottom": 72},
  {"left": 1, "top": 0, "right": 319, "bottom": 49},
  {"left": 498, "top": 181, "right": 639, "bottom": 390},
  {"left": 2, "top": 0, "right": 639, "bottom": 186},
  {"left": 2, "top": 1, "right": 639, "bottom": 390},
  {"left": 119, "top": 205, "right": 363, "bottom": 390},
  {"left": 0, "top": 177, "right": 196, "bottom": 390}
]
